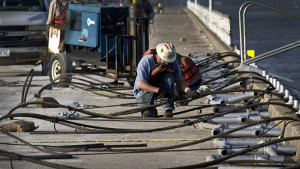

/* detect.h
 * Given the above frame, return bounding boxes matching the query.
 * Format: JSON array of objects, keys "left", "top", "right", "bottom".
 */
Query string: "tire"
[
  {"left": 49, "top": 53, "right": 73, "bottom": 87},
  {"left": 41, "top": 61, "right": 49, "bottom": 76},
  {"left": 41, "top": 52, "right": 51, "bottom": 76}
]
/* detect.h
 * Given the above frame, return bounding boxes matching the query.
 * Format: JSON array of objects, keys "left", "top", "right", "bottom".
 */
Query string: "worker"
[
  {"left": 46, "top": 0, "right": 69, "bottom": 52},
  {"left": 157, "top": 1, "right": 163, "bottom": 14},
  {"left": 121, "top": 0, "right": 155, "bottom": 20},
  {"left": 133, "top": 42, "right": 200, "bottom": 118},
  {"left": 143, "top": 47, "right": 202, "bottom": 104}
]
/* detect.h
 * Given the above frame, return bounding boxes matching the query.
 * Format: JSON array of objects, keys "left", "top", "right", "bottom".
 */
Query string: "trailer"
[{"left": 48, "top": 2, "right": 149, "bottom": 87}]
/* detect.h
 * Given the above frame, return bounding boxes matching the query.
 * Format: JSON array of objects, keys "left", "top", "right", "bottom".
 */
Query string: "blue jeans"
[
  {"left": 137, "top": 72, "right": 175, "bottom": 117},
  {"left": 175, "top": 78, "right": 202, "bottom": 94}
]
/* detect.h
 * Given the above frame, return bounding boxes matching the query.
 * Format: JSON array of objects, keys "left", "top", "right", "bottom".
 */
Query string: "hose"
[
  {"left": 0, "top": 149, "right": 81, "bottom": 169},
  {"left": 0, "top": 129, "right": 69, "bottom": 156},
  {"left": 199, "top": 60, "right": 240, "bottom": 75},
  {"left": 21, "top": 69, "right": 34, "bottom": 104},
  {"left": 5, "top": 101, "right": 297, "bottom": 135},
  {"left": 36, "top": 76, "right": 134, "bottom": 99},
  {"left": 195, "top": 52, "right": 240, "bottom": 68},
  {"left": 168, "top": 136, "right": 300, "bottom": 169}
]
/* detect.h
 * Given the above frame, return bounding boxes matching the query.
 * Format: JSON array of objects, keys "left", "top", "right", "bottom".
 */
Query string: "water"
[{"left": 199, "top": 0, "right": 300, "bottom": 97}]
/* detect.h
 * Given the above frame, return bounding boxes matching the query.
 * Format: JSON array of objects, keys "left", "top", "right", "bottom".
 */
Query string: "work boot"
[
  {"left": 142, "top": 109, "right": 158, "bottom": 118},
  {"left": 163, "top": 110, "right": 173, "bottom": 118}
]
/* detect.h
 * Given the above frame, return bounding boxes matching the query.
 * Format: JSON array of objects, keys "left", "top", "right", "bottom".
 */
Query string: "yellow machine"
[{"left": 157, "top": 2, "right": 163, "bottom": 14}]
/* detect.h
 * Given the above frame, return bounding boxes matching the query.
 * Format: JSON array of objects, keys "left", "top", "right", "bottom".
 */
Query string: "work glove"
[
  {"left": 157, "top": 65, "right": 176, "bottom": 73},
  {"left": 186, "top": 90, "right": 200, "bottom": 99},
  {"left": 158, "top": 88, "right": 171, "bottom": 98}
]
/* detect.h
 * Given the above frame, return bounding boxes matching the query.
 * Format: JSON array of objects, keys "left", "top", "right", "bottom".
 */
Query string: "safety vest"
[
  {"left": 143, "top": 49, "right": 200, "bottom": 83},
  {"left": 54, "top": 1, "right": 67, "bottom": 26},
  {"left": 178, "top": 55, "right": 200, "bottom": 84},
  {"left": 143, "top": 49, "right": 157, "bottom": 57}
]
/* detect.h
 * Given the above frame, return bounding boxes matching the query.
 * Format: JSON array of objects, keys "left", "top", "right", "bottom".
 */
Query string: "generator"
[{"left": 48, "top": 3, "right": 148, "bottom": 87}]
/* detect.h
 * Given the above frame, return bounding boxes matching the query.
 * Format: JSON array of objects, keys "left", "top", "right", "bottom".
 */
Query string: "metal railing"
[
  {"left": 187, "top": 0, "right": 231, "bottom": 47},
  {"left": 239, "top": 1, "right": 300, "bottom": 63},
  {"left": 243, "top": 40, "right": 300, "bottom": 64}
]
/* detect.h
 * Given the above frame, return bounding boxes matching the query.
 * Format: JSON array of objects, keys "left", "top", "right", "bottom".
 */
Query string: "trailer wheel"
[
  {"left": 41, "top": 61, "right": 49, "bottom": 76},
  {"left": 49, "top": 53, "right": 73, "bottom": 87}
]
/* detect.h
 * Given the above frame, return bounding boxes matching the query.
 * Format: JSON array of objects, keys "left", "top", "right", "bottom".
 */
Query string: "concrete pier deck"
[{"left": 0, "top": 7, "right": 223, "bottom": 169}]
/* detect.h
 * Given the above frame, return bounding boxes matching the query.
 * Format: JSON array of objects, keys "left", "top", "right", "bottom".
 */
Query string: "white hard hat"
[{"left": 156, "top": 43, "right": 177, "bottom": 63}]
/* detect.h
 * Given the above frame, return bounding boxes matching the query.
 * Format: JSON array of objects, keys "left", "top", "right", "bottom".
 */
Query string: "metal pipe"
[
  {"left": 223, "top": 123, "right": 277, "bottom": 130},
  {"left": 206, "top": 154, "right": 285, "bottom": 162},
  {"left": 225, "top": 92, "right": 258, "bottom": 104},
  {"left": 211, "top": 128, "right": 263, "bottom": 137},
  {"left": 198, "top": 122, "right": 222, "bottom": 130},
  {"left": 250, "top": 105, "right": 268, "bottom": 111},
  {"left": 218, "top": 165, "right": 281, "bottom": 169},
  {"left": 244, "top": 79, "right": 254, "bottom": 86},
  {"left": 207, "top": 98, "right": 226, "bottom": 105},
  {"left": 207, "top": 116, "right": 261, "bottom": 124},
  {"left": 213, "top": 138, "right": 273, "bottom": 147},
  {"left": 219, "top": 145, "right": 295, "bottom": 156},
  {"left": 223, "top": 111, "right": 269, "bottom": 119},
  {"left": 213, "top": 106, "right": 246, "bottom": 113},
  {"left": 244, "top": 41, "right": 300, "bottom": 64},
  {"left": 210, "top": 125, "right": 279, "bottom": 139},
  {"left": 265, "top": 146, "right": 278, "bottom": 156},
  {"left": 222, "top": 81, "right": 245, "bottom": 90}
]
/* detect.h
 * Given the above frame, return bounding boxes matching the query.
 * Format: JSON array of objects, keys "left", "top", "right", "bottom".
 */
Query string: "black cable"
[
  {"left": 21, "top": 69, "right": 34, "bottom": 104},
  {"left": 9, "top": 101, "right": 296, "bottom": 135},
  {"left": 280, "top": 120, "right": 294, "bottom": 139},
  {"left": 201, "top": 70, "right": 265, "bottom": 86},
  {"left": 2, "top": 88, "right": 295, "bottom": 123},
  {"left": 201, "top": 70, "right": 239, "bottom": 85},
  {"left": 10, "top": 157, "right": 13, "bottom": 169},
  {"left": 104, "top": 116, "right": 299, "bottom": 153},
  {"left": 36, "top": 77, "right": 134, "bottom": 99},
  {"left": 195, "top": 52, "right": 240, "bottom": 68},
  {"left": 199, "top": 60, "right": 240, "bottom": 75},
  {"left": 69, "top": 82, "right": 135, "bottom": 99},
  {"left": 285, "top": 164, "right": 300, "bottom": 169},
  {"left": 0, "top": 89, "right": 263, "bottom": 121},
  {"left": 0, "top": 149, "right": 81, "bottom": 169},
  {"left": 6, "top": 113, "right": 203, "bottom": 134},
  {"left": 0, "top": 129, "right": 67, "bottom": 155},
  {"left": 260, "top": 120, "right": 283, "bottom": 137},
  {"left": 35, "top": 73, "right": 132, "bottom": 98},
  {"left": 167, "top": 136, "right": 300, "bottom": 169},
  {"left": 0, "top": 100, "right": 168, "bottom": 121}
]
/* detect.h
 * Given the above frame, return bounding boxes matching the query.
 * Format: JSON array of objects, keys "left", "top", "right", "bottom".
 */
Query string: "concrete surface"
[{"left": 0, "top": 7, "right": 220, "bottom": 169}]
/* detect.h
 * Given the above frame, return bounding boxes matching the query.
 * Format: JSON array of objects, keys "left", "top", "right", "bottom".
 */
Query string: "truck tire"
[
  {"left": 49, "top": 53, "right": 73, "bottom": 87},
  {"left": 41, "top": 61, "right": 49, "bottom": 76}
]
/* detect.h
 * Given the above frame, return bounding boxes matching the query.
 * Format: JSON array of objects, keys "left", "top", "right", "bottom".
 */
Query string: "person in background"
[
  {"left": 175, "top": 53, "right": 202, "bottom": 98},
  {"left": 121, "top": 0, "right": 155, "bottom": 20},
  {"left": 47, "top": 0, "right": 69, "bottom": 52},
  {"left": 133, "top": 42, "right": 200, "bottom": 118}
]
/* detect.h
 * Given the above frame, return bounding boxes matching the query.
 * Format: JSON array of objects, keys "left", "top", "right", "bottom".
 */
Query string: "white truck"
[{"left": 0, "top": 0, "right": 49, "bottom": 74}]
